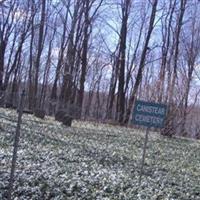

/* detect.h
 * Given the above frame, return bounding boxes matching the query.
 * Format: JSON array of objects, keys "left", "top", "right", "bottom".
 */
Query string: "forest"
[{"left": 1, "top": 0, "right": 200, "bottom": 138}]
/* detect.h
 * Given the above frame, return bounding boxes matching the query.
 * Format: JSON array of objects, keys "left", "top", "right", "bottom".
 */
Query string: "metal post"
[
  {"left": 139, "top": 127, "right": 150, "bottom": 186},
  {"left": 7, "top": 90, "right": 25, "bottom": 200}
]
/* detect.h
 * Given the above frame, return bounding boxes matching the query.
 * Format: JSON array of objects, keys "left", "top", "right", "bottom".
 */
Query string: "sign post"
[
  {"left": 7, "top": 90, "right": 25, "bottom": 200},
  {"left": 132, "top": 100, "right": 167, "bottom": 186},
  {"left": 138, "top": 127, "right": 150, "bottom": 185}
]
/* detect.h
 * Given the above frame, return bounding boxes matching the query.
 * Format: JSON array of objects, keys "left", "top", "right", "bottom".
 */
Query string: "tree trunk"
[
  {"left": 117, "top": 0, "right": 130, "bottom": 124},
  {"left": 58, "top": 0, "right": 81, "bottom": 109},
  {"left": 0, "top": 40, "right": 6, "bottom": 90},
  {"left": 77, "top": 0, "right": 90, "bottom": 115},
  {"left": 33, "top": 0, "right": 46, "bottom": 109},
  {"left": 158, "top": 0, "right": 176, "bottom": 102}
]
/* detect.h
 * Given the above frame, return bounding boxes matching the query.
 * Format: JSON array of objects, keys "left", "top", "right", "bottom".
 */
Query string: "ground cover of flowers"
[{"left": 0, "top": 108, "right": 200, "bottom": 200}]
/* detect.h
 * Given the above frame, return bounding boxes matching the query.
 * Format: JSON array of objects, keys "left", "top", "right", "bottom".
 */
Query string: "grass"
[{"left": 0, "top": 108, "right": 200, "bottom": 200}]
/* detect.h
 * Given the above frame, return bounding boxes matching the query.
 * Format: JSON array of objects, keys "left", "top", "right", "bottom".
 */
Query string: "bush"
[
  {"left": 5, "top": 102, "right": 13, "bottom": 109},
  {"left": 55, "top": 110, "right": 66, "bottom": 122},
  {"left": 55, "top": 110, "right": 73, "bottom": 127},
  {"left": 62, "top": 115, "right": 72, "bottom": 127},
  {"left": 34, "top": 109, "right": 46, "bottom": 119},
  {"left": 23, "top": 110, "right": 33, "bottom": 115}
]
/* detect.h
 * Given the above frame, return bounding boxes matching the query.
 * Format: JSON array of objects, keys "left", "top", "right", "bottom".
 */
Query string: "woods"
[{"left": 1, "top": 0, "right": 200, "bottom": 138}]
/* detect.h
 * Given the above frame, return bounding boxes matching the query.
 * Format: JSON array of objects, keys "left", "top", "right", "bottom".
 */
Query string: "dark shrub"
[
  {"left": 5, "top": 102, "right": 13, "bottom": 108},
  {"left": 23, "top": 110, "right": 33, "bottom": 114},
  {"left": 34, "top": 109, "right": 46, "bottom": 119},
  {"left": 62, "top": 115, "right": 72, "bottom": 127},
  {"left": 55, "top": 110, "right": 66, "bottom": 122},
  {"left": 55, "top": 110, "right": 73, "bottom": 127},
  {"left": 0, "top": 99, "right": 5, "bottom": 107}
]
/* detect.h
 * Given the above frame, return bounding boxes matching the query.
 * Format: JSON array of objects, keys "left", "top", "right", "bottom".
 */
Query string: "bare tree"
[
  {"left": 115, "top": 0, "right": 131, "bottom": 124},
  {"left": 162, "top": 0, "right": 187, "bottom": 136},
  {"left": 124, "top": 0, "right": 159, "bottom": 124},
  {"left": 180, "top": 2, "right": 200, "bottom": 136},
  {"left": 33, "top": 0, "right": 46, "bottom": 109}
]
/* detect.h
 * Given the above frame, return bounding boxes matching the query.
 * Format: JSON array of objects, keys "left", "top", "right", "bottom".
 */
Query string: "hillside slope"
[{"left": 0, "top": 108, "right": 200, "bottom": 200}]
